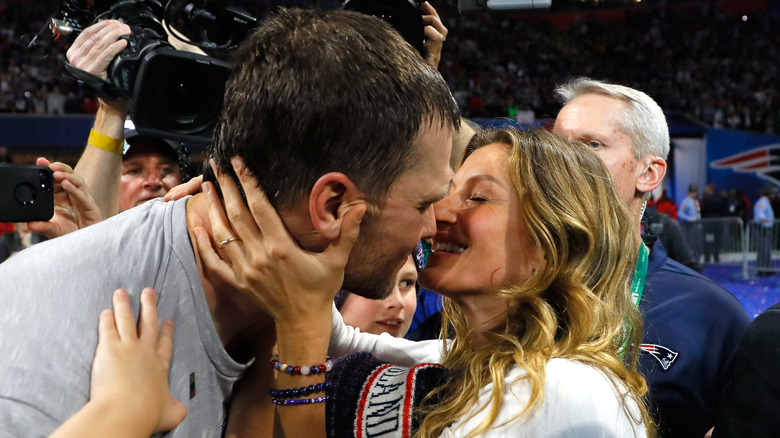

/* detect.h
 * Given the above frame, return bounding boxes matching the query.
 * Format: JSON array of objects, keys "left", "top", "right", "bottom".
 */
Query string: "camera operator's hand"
[
  {"left": 67, "top": 20, "right": 130, "bottom": 84},
  {"left": 67, "top": 20, "right": 135, "bottom": 218},
  {"left": 66, "top": 19, "right": 132, "bottom": 114},
  {"left": 421, "top": 1, "right": 448, "bottom": 70},
  {"left": 27, "top": 157, "right": 103, "bottom": 239}
]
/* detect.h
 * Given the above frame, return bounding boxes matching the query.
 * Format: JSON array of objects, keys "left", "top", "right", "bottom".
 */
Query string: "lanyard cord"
[
  {"left": 620, "top": 243, "right": 649, "bottom": 359},
  {"left": 630, "top": 243, "right": 649, "bottom": 306}
]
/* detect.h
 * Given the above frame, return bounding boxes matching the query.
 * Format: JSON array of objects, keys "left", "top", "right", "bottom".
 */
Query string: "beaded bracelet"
[
  {"left": 272, "top": 395, "right": 328, "bottom": 406},
  {"left": 87, "top": 129, "right": 124, "bottom": 155},
  {"left": 268, "top": 382, "right": 330, "bottom": 399},
  {"left": 270, "top": 355, "right": 333, "bottom": 376}
]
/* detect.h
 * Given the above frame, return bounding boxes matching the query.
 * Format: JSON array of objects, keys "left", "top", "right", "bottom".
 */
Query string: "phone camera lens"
[
  {"left": 39, "top": 170, "right": 52, "bottom": 193},
  {"left": 15, "top": 182, "right": 36, "bottom": 206}
]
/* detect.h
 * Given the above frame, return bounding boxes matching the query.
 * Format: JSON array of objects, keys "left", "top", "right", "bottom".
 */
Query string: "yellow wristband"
[{"left": 87, "top": 129, "right": 124, "bottom": 155}]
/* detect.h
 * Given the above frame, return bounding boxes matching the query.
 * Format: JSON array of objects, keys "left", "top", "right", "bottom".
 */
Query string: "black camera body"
[
  {"left": 126, "top": 44, "right": 230, "bottom": 142},
  {"left": 55, "top": 0, "right": 233, "bottom": 144}
]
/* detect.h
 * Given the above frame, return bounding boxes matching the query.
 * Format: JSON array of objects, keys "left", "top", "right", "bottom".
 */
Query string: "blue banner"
[{"left": 707, "top": 128, "right": 780, "bottom": 202}]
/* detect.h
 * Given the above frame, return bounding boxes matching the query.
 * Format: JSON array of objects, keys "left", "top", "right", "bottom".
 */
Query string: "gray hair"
[{"left": 554, "top": 77, "right": 670, "bottom": 160}]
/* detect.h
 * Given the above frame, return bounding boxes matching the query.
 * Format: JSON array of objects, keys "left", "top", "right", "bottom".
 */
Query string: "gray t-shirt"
[{"left": 0, "top": 198, "right": 249, "bottom": 437}]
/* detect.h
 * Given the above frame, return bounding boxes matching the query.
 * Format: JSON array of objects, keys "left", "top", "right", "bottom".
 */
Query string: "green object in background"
[{"left": 421, "top": 239, "right": 431, "bottom": 265}]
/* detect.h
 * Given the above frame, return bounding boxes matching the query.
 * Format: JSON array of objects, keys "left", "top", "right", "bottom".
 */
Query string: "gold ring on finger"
[{"left": 218, "top": 236, "right": 241, "bottom": 249}]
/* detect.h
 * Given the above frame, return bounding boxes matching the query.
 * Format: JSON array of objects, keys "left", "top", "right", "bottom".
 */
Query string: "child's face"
[{"left": 339, "top": 255, "right": 418, "bottom": 337}]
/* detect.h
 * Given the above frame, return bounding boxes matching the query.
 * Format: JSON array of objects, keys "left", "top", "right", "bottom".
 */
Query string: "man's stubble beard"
[{"left": 339, "top": 216, "right": 399, "bottom": 300}]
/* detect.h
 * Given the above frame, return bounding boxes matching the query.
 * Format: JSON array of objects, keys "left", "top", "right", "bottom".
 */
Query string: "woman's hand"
[
  {"left": 193, "top": 157, "right": 366, "bottom": 324},
  {"left": 27, "top": 157, "right": 103, "bottom": 238}
]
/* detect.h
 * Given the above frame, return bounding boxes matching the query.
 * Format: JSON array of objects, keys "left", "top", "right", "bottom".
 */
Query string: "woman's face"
[
  {"left": 338, "top": 254, "right": 418, "bottom": 337},
  {"left": 419, "top": 143, "right": 541, "bottom": 299}
]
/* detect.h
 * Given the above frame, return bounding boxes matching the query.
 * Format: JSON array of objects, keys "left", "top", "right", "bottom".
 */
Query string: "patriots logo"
[
  {"left": 710, "top": 144, "right": 780, "bottom": 185},
  {"left": 640, "top": 344, "right": 679, "bottom": 371}
]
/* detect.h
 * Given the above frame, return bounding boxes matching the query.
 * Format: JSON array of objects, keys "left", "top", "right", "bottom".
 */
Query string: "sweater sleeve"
[{"left": 328, "top": 303, "right": 444, "bottom": 366}]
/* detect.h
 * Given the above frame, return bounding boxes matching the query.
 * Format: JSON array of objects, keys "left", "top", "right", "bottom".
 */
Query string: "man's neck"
[
  {"left": 629, "top": 197, "right": 645, "bottom": 235},
  {"left": 185, "top": 193, "right": 273, "bottom": 351}
]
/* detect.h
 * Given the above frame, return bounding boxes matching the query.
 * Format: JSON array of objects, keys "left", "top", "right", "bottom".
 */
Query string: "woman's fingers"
[
  {"left": 211, "top": 159, "right": 262, "bottom": 246},
  {"left": 321, "top": 201, "right": 366, "bottom": 270},
  {"left": 201, "top": 181, "right": 244, "bottom": 260},
  {"left": 230, "top": 157, "right": 288, "bottom": 242},
  {"left": 192, "top": 226, "right": 238, "bottom": 286}
]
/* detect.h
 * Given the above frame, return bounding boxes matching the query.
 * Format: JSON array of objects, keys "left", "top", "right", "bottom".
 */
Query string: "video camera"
[
  {"left": 47, "top": 0, "right": 257, "bottom": 144},
  {"left": 41, "top": 0, "right": 550, "bottom": 145}
]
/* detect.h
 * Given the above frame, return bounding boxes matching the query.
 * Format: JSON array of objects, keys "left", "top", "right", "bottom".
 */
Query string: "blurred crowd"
[
  {"left": 2, "top": 1, "right": 779, "bottom": 133},
  {"left": 436, "top": 3, "right": 780, "bottom": 133}
]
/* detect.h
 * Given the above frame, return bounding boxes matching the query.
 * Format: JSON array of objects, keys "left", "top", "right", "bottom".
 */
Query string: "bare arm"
[
  {"left": 67, "top": 20, "right": 132, "bottom": 218},
  {"left": 74, "top": 103, "right": 125, "bottom": 218}
]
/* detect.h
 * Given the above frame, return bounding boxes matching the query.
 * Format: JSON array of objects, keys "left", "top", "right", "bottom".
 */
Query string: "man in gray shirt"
[{"left": 0, "top": 8, "right": 459, "bottom": 437}]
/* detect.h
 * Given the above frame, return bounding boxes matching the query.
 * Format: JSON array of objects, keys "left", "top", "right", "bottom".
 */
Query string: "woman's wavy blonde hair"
[{"left": 416, "top": 128, "right": 653, "bottom": 438}]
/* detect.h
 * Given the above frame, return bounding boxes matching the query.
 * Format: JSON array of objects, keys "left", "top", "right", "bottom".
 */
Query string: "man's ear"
[
  {"left": 637, "top": 156, "right": 667, "bottom": 195},
  {"left": 309, "top": 172, "right": 361, "bottom": 240}
]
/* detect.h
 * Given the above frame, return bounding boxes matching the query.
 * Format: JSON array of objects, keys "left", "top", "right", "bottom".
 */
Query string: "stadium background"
[{"left": 1, "top": 0, "right": 779, "bottom": 315}]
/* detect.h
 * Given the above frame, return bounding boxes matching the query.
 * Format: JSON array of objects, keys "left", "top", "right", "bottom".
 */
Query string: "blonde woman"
[{"left": 195, "top": 127, "right": 653, "bottom": 437}]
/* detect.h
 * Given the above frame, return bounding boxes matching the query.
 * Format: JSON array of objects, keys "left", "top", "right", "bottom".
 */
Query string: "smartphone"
[{"left": 0, "top": 164, "right": 54, "bottom": 223}]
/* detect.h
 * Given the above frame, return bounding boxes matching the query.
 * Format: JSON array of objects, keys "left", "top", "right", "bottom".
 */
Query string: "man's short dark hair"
[{"left": 206, "top": 7, "right": 460, "bottom": 209}]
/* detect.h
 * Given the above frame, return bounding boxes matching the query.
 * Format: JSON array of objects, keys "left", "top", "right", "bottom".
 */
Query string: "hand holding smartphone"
[{"left": 0, "top": 164, "right": 54, "bottom": 223}]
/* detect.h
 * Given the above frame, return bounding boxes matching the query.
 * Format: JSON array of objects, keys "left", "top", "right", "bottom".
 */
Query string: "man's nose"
[
  {"left": 143, "top": 171, "right": 163, "bottom": 189},
  {"left": 420, "top": 204, "right": 437, "bottom": 239}
]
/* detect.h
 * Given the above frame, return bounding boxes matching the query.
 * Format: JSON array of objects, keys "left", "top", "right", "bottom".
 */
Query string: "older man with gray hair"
[{"left": 553, "top": 77, "right": 750, "bottom": 438}]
